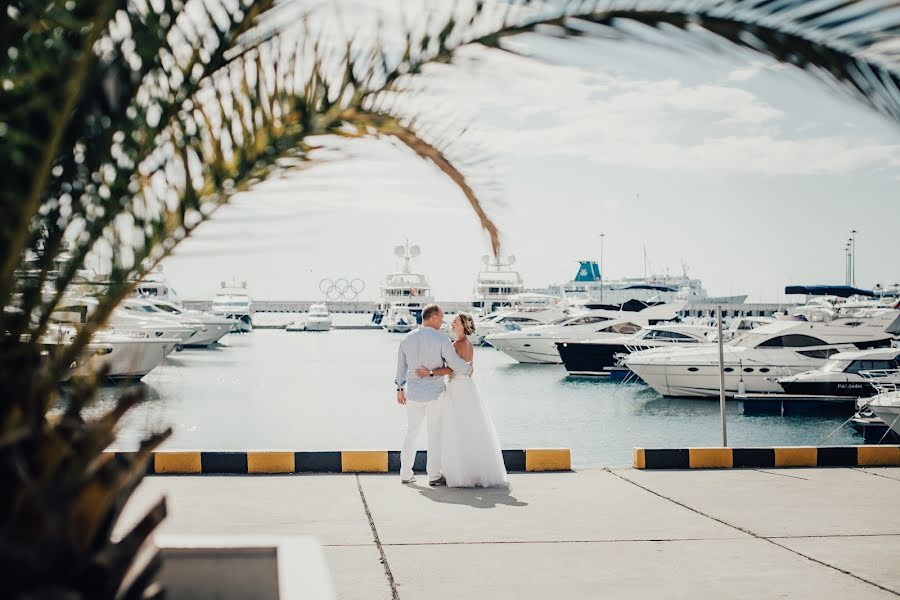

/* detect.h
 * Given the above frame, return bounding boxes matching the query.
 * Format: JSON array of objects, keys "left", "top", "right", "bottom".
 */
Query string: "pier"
[
  {"left": 184, "top": 300, "right": 790, "bottom": 317},
  {"left": 120, "top": 466, "right": 900, "bottom": 599}
]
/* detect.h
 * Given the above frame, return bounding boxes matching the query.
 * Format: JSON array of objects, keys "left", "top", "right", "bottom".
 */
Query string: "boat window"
[
  {"left": 846, "top": 359, "right": 898, "bottom": 374},
  {"left": 757, "top": 334, "right": 826, "bottom": 348},
  {"left": 564, "top": 316, "right": 611, "bottom": 326},
  {"left": 724, "top": 367, "right": 734, "bottom": 373},
  {"left": 645, "top": 329, "right": 697, "bottom": 341},
  {"left": 597, "top": 322, "right": 642, "bottom": 335},
  {"left": 154, "top": 304, "right": 180, "bottom": 313},
  {"left": 798, "top": 349, "right": 841, "bottom": 359}
]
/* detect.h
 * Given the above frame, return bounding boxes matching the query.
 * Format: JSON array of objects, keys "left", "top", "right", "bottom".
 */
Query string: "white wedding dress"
[{"left": 441, "top": 365, "right": 508, "bottom": 488}]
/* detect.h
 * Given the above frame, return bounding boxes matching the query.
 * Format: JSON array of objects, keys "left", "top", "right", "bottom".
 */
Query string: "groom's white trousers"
[{"left": 400, "top": 398, "right": 443, "bottom": 481}]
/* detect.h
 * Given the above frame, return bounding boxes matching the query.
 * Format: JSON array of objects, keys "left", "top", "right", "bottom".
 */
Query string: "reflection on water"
[{"left": 98, "top": 329, "right": 862, "bottom": 466}]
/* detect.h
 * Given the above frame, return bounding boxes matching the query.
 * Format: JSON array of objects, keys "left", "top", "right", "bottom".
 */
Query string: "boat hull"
[
  {"left": 627, "top": 362, "right": 805, "bottom": 398},
  {"left": 870, "top": 394, "right": 900, "bottom": 436},
  {"left": 183, "top": 322, "right": 233, "bottom": 347},
  {"left": 778, "top": 379, "right": 877, "bottom": 398},
  {"left": 486, "top": 336, "right": 563, "bottom": 364},
  {"left": 88, "top": 338, "right": 175, "bottom": 381},
  {"left": 557, "top": 342, "right": 645, "bottom": 375}
]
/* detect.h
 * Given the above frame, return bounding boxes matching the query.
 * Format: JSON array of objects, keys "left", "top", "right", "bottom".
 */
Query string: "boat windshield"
[{"left": 822, "top": 359, "right": 849, "bottom": 373}]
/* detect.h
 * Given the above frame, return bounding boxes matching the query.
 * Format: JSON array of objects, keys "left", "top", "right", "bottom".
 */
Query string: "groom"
[{"left": 395, "top": 304, "right": 472, "bottom": 485}]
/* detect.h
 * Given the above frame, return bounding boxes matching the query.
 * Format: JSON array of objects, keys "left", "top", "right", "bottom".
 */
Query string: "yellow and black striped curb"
[
  {"left": 634, "top": 446, "right": 900, "bottom": 469},
  {"left": 110, "top": 448, "right": 571, "bottom": 474}
]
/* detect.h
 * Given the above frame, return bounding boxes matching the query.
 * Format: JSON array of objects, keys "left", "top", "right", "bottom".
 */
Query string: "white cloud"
[{"left": 408, "top": 45, "right": 900, "bottom": 176}]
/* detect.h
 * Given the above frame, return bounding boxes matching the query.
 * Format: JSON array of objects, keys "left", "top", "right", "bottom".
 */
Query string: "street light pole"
[
  {"left": 851, "top": 230, "right": 858, "bottom": 287},
  {"left": 845, "top": 242, "right": 850, "bottom": 285},
  {"left": 716, "top": 305, "right": 728, "bottom": 447},
  {"left": 599, "top": 233, "right": 605, "bottom": 303}
]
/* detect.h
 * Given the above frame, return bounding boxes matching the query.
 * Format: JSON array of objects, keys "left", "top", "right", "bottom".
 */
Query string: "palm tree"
[{"left": 1, "top": 0, "right": 897, "bottom": 597}]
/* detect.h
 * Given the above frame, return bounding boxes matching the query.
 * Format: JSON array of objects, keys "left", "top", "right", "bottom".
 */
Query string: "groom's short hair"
[{"left": 422, "top": 304, "right": 441, "bottom": 321}]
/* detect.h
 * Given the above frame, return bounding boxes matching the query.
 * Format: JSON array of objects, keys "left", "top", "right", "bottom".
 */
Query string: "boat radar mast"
[{"left": 394, "top": 240, "right": 421, "bottom": 275}]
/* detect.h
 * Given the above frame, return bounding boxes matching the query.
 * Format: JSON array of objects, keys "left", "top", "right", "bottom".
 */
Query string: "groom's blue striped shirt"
[{"left": 395, "top": 326, "right": 472, "bottom": 402}]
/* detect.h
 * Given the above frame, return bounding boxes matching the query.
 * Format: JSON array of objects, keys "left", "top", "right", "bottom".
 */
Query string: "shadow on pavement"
[{"left": 410, "top": 483, "right": 529, "bottom": 509}]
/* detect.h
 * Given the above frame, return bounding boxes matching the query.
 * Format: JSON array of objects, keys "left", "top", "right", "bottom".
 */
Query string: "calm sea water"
[{"left": 98, "top": 327, "right": 862, "bottom": 467}]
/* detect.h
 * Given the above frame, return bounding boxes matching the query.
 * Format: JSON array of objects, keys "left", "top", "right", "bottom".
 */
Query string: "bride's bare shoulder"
[{"left": 453, "top": 338, "right": 474, "bottom": 360}]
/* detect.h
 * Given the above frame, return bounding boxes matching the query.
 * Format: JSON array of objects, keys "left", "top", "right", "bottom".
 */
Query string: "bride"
[{"left": 416, "top": 313, "right": 508, "bottom": 488}]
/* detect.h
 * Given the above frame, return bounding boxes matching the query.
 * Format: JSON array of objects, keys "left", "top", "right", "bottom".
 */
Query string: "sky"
[{"left": 160, "top": 3, "right": 900, "bottom": 304}]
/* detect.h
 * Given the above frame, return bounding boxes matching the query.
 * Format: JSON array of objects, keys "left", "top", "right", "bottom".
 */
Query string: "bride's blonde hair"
[{"left": 458, "top": 312, "right": 476, "bottom": 336}]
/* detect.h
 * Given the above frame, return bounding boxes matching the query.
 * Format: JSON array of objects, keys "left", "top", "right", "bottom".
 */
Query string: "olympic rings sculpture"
[{"left": 319, "top": 278, "right": 365, "bottom": 301}]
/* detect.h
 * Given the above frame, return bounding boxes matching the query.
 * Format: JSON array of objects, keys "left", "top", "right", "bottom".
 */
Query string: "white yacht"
[
  {"left": 42, "top": 322, "right": 177, "bottom": 381},
  {"left": 776, "top": 348, "right": 900, "bottom": 398},
  {"left": 287, "top": 303, "right": 333, "bottom": 332},
  {"left": 211, "top": 279, "right": 253, "bottom": 332},
  {"left": 557, "top": 323, "right": 715, "bottom": 376},
  {"left": 485, "top": 303, "right": 683, "bottom": 364},
  {"left": 382, "top": 303, "right": 417, "bottom": 333},
  {"left": 373, "top": 241, "right": 434, "bottom": 325},
  {"left": 625, "top": 320, "right": 895, "bottom": 398},
  {"left": 140, "top": 298, "right": 235, "bottom": 346},
  {"left": 472, "top": 254, "right": 525, "bottom": 314},
  {"left": 52, "top": 296, "right": 198, "bottom": 351},
  {"left": 473, "top": 294, "right": 572, "bottom": 344}
]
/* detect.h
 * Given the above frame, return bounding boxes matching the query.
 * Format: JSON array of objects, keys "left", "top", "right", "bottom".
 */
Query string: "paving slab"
[
  {"left": 384, "top": 538, "right": 894, "bottom": 600},
  {"left": 359, "top": 470, "right": 744, "bottom": 544},
  {"left": 617, "top": 467, "right": 900, "bottom": 537},
  {"left": 119, "top": 475, "right": 374, "bottom": 545},
  {"left": 323, "top": 546, "right": 392, "bottom": 600},
  {"left": 857, "top": 467, "right": 900, "bottom": 482},
  {"left": 774, "top": 535, "right": 900, "bottom": 594}
]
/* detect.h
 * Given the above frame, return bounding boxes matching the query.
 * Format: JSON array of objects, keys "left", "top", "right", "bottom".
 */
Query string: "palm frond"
[{"left": 475, "top": 0, "right": 900, "bottom": 123}]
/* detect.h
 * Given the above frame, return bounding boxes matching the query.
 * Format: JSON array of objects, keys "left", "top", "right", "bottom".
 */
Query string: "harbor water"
[{"left": 99, "top": 327, "right": 862, "bottom": 467}]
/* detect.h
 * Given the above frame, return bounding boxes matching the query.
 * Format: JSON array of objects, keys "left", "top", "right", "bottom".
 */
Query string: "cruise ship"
[
  {"left": 472, "top": 254, "right": 525, "bottom": 315},
  {"left": 551, "top": 261, "right": 747, "bottom": 306}
]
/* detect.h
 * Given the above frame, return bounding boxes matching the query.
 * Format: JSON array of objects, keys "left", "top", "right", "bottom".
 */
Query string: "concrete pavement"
[{"left": 120, "top": 468, "right": 900, "bottom": 599}]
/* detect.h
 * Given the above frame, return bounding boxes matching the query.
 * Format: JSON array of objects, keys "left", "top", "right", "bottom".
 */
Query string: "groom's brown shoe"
[{"left": 428, "top": 476, "right": 447, "bottom": 487}]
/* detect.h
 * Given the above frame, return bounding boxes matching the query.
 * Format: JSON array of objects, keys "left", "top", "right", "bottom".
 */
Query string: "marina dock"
[
  {"left": 183, "top": 300, "right": 791, "bottom": 317},
  {"left": 120, "top": 467, "right": 900, "bottom": 599}
]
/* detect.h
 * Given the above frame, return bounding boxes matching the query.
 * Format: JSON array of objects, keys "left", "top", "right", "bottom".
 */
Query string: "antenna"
[
  {"left": 508, "top": 254, "right": 516, "bottom": 266},
  {"left": 481, "top": 255, "right": 490, "bottom": 266},
  {"left": 394, "top": 245, "right": 405, "bottom": 258},
  {"left": 643, "top": 244, "right": 647, "bottom": 280},
  {"left": 409, "top": 245, "right": 421, "bottom": 258}
]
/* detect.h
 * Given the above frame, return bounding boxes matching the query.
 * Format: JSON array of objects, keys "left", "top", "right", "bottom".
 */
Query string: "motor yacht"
[
  {"left": 557, "top": 323, "right": 715, "bottom": 376},
  {"left": 382, "top": 303, "right": 417, "bottom": 333},
  {"left": 40, "top": 322, "right": 176, "bottom": 381},
  {"left": 211, "top": 279, "right": 253, "bottom": 332},
  {"left": 485, "top": 302, "right": 683, "bottom": 364},
  {"left": 776, "top": 348, "right": 900, "bottom": 398},
  {"left": 373, "top": 241, "right": 434, "bottom": 325},
  {"left": 625, "top": 320, "right": 895, "bottom": 398},
  {"left": 472, "top": 294, "right": 572, "bottom": 344},
  {"left": 287, "top": 303, "right": 333, "bottom": 332},
  {"left": 140, "top": 298, "right": 235, "bottom": 346},
  {"left": 52, "top": 296, "right": 198, "bottom": 351},
  {"left": 472, "top": 254, "right": 525, "bottom": 314}
]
